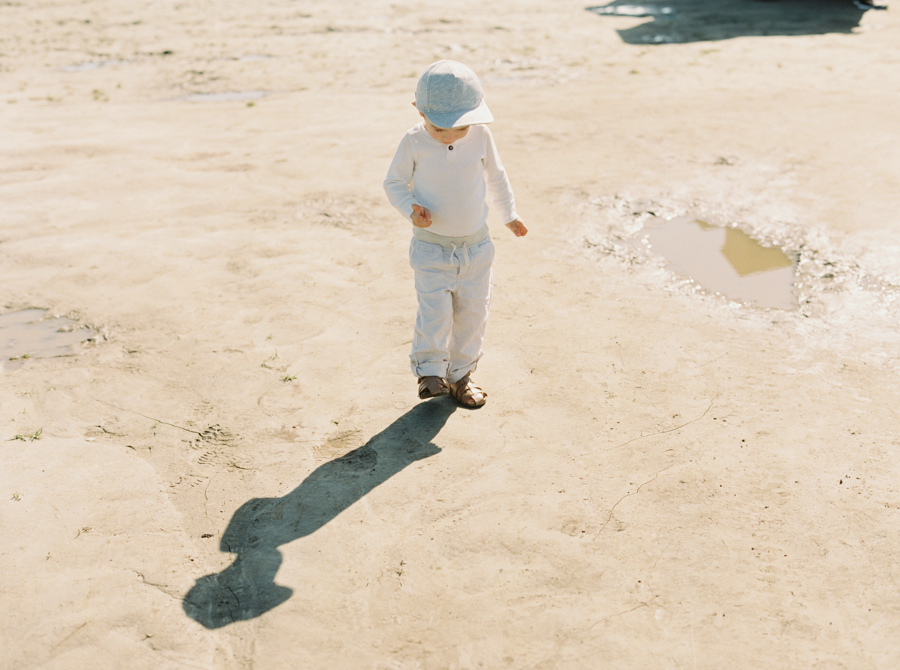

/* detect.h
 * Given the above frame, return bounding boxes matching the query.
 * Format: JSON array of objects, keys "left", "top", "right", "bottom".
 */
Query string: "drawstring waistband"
[
  {"left": 412, "top": 223, "right": 489, "bottom": 249},
  {"left": 412, "top": 223, "right": 487, "bottom": 268}
]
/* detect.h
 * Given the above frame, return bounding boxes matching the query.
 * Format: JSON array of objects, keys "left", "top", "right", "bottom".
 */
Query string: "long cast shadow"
[
  {"left": 587, "top": 0, "right": 869, "bottom": 44},
  {"left": 183, "top": 398, "right": 455, "bottom": 629}
]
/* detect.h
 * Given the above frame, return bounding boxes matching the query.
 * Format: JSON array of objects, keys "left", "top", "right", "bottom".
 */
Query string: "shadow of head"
[
  {"left": 183, "top": 398, "right": 455, "bottom": 629},
  {"left": 587, "top": 0, "right": 867, "bottom": 44}
]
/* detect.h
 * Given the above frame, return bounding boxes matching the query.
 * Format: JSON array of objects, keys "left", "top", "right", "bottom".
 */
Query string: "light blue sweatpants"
[{"left": 408, "top": 235, "right": 495, "bottom": 384}]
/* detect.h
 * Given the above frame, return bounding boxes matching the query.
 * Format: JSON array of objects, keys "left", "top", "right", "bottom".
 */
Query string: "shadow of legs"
[{"left": 183, "top": 398, "right": 456, "bottom": 628}]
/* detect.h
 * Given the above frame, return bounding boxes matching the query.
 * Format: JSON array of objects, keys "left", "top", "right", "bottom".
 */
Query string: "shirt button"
[{"left": 448, "top": 145, "right": 454, "bottom": 150}]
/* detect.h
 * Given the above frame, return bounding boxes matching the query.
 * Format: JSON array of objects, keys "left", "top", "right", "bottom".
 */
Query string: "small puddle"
[
  {"left": 1, "top": 309, "right": 97, "bottom": 371},
  {"left": 641, "top": 216, "right": 796, "bottom": 310},
  {"left": 587, "top": 4, "right": 674, "bottom": 17},
  {"left": 184, "top": 91, "right": 268, "bottom": 103}
]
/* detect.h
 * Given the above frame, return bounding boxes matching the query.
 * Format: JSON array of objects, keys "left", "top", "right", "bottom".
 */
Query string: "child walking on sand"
[{"left": 384, "top": 60, "right": 527, "bottom": 408}]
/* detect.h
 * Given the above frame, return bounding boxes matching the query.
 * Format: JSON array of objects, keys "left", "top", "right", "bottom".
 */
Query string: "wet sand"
[{"left": 3, "top": 1, "right": 900, "bottom": 668}]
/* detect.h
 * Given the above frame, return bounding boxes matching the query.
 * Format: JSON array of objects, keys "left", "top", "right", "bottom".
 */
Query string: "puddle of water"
[
  {"left": 587, "top": 5, "right": 674, "bottom": 17},
  {"left": 641, "top": 216, "right": 796, "bottom": 310},
  {"left": 184, "top": 91, "right": 268, "bottom": 103},
  {"left": 1, "top": 309, "right": 97, "bottom": 372},
  {"left": 62, "top": 60, "right": 130, "bottom": 72}
]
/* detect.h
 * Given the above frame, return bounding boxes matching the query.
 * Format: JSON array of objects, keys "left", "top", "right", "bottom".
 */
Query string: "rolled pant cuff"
[
  {"left": 412, "top": 363, "right": 450, "bottom": 379},
  {"left": 447, "top": 364, "right": 477, "bottom": 385}
]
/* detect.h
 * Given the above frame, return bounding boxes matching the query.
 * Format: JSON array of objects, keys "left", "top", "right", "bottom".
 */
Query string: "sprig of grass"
[
  {"left": 260, "top": 350, "right": 279, "bottom": 369},
  {"left": 11, "top": 428, "right": 42, "bottom": 442}
]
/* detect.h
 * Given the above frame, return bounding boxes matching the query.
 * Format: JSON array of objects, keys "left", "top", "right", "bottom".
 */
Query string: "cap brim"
[{"left": 423, "top": 101, "right": 493, "bottom": 129}]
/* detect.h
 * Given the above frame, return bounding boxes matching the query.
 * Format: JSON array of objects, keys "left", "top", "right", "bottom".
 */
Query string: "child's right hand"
[
  {"left": 411, "top": 204, "right": 432, "bottom": 228},
  {"left": 505, "top": 218, "right": 528, "bottom": 237}
]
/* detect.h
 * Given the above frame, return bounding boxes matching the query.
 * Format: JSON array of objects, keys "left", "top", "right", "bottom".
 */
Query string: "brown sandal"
[
  {"left": 418, "top": 376, "right": 449, "bottom": 399},
  {"left": 449, "top": 374, "right": 487, "bottom": 408}
]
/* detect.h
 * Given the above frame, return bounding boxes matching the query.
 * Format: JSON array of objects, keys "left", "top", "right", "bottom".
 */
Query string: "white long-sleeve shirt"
[{"left": 383, "top": 123, "right": 518, "bottom": 237}]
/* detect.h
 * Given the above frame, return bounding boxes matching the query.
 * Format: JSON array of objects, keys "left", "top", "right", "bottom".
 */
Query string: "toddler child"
[{"left": 384, "top": 60, "right": 527, "bottom": 408}]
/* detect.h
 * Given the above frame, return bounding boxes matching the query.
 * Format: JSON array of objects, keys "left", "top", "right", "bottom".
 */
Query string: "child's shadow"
[{"left": 183, "top": 398, "right": 455, "bottom": 629}]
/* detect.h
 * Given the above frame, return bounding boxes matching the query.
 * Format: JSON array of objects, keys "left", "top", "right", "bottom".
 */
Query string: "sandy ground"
[{"left": 3, "top": 1, "right": 900, "bottom": 668}]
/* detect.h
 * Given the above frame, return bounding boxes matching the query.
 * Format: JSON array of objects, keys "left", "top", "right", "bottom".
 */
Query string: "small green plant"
[
  {"left": 11, "top": 492, "right": 22, "bottom": 501},
  {"left": 281, "top": 375, "right": 297, "bottom": 383},
  {"left": 11, "top": 428, "right": 42, "bottom": 442},
  {"left": 261, "top": 350, "right": 279, "bottom": 368}
]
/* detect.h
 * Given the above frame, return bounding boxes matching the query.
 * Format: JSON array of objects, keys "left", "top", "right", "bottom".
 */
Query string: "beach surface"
[{"left": 3, "top": 1, "right": 900, "bottom": 668}]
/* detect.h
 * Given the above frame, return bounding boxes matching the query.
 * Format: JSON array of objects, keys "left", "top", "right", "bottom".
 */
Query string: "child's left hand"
[{"left": 505, "top": 218, "right": 528, "bottom": 237}]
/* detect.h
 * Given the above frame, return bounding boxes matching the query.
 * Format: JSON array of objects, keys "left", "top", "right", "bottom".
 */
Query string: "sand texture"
[{"left": 3, "top": 1, "right": 900, "bottom": 668}]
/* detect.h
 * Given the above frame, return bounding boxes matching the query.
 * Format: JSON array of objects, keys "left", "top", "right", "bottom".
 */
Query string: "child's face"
[{"left": 418, "top": 111, "right": 470, "bottom": 145}]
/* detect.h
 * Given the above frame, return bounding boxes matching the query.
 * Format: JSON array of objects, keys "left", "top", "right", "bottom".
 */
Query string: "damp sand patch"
[
  {"left": 640, "top": 216, "right": 796, "bottom": 310},
  {"left": 1, "top": 309, "right": 98, "bottom": 372},
  {"left": 62, "top": 60, "right": 130, "bottom": 72},
  {"left": 214, "top": 55, "right": 271, "bottom": 62},
  {"left": 182, "top": 91, "right": 268, "bottom": 103}
]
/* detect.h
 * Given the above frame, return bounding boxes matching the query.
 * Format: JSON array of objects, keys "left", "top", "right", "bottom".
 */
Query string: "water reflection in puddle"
[
  {"left": 641, "top": 216, "right": 796, "bottom": 310},
  {"left": 587, "top": 4, "right": 674, "bottom": 17},
  {"left": 184, "top": 91, "right": 268, "bottom": 103},
  {"left": 1, "top": 309, "right": 97, "bottom": 371}
]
